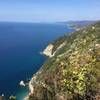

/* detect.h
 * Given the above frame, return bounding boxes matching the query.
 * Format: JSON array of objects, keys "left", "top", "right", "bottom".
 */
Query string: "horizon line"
[{"left": 0, "top": 20, "right": 99, "bottom": 24}]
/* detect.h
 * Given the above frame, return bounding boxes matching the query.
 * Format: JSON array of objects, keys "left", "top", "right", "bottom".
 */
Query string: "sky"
[{"left": 0, "top": 0, "right": 100, "bottom": 22}]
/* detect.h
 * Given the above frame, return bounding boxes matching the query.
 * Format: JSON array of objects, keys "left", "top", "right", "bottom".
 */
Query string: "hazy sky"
[{"left": 0, "top": 0, "right": 100, "bottom": 22}]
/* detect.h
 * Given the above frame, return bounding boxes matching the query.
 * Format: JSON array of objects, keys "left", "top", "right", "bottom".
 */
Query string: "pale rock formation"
[
  {"left": 19, "top": 80, "right": 25, "bottom": 87},
  {"left": 43, "top": 44, "right": 54, "bottom": 57},
  {"left": 29, "top": 78, "right": 34, "bottom": 94}
]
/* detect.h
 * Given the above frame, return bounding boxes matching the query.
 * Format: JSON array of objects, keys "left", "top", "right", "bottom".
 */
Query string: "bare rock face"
[{"left": 43, "top": 44, "right": 54, "bottom": 57}]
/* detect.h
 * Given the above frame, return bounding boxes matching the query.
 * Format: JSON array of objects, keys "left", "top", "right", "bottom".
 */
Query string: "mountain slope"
[{"left": 27, "top": 21, "right": 100, "bottom": 100}]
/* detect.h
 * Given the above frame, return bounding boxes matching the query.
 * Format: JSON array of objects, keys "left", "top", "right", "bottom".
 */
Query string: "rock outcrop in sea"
[{"left": 19, "top": 80, "right": 25, "bottom": 87}]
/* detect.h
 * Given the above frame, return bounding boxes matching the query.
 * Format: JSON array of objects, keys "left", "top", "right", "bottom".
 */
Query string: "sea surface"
[{"left": 0, "top": 22, "right": 74, "bottom": 99}]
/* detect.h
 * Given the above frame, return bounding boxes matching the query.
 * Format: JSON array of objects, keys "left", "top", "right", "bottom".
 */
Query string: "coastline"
[
  {"left": 25, "top": 44, "right": 53, "bottom": 100},
  {"left": 25, "top": 21, "right": 100, "bottom": 100},
  {"left": 0, "top": 22, "right": 75, "bottom": 100},
  {"left": 23, "top": 25, "right": 77, "bottom": 100},
  {"left": 25, "top": 41, "right": 67, "bottom": 99}
]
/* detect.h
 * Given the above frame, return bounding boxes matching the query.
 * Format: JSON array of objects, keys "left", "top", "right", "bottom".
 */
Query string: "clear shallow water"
[{"left": 0, "top": 22, "right": 74, "bottom": 99}]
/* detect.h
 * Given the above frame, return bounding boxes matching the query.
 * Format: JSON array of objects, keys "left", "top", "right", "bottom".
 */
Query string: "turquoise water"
[
  {"left": 16, "top": 87, "right": 29, "bottom": 100},
  {"left": 0, "top": 22, "right": 74, "bottom": 99}
]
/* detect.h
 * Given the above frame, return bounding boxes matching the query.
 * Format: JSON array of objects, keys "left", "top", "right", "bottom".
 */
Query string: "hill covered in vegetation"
[{"left": 27, "top": 21, "right": 100, "bottom": 100}]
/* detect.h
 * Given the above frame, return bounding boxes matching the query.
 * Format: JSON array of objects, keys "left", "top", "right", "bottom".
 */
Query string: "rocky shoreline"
[
  {"left": 25, "top": 41, "right": 67, "bottom": 99},
  {"left": 25, "top": 21, "right": 100, "bottom": 100}
]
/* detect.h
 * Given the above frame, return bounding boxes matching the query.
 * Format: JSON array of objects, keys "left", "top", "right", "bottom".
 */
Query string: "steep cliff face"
[
  {"left": 43, "top": 44, "right": 54, "bottom": 57},
  {"left": 27, "top": 21, "right": 100, "bottom": 100},
  {"left": 43, "top": 41, "right": 67, "bottom": 58}
]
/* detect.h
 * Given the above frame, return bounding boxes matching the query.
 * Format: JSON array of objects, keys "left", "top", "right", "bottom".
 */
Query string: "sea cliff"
[
  {"left": 43, "top": 44, "right": 54, "bottom": 57},
  {"left": 43, "top": 41, "right": 66, "bottom": 58},
  {"left": 27, "top": 21, "right": 100, "bottom": 100}
]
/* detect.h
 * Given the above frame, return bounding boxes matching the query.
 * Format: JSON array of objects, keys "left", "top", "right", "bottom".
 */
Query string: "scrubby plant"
[{"left": 9, "top": 95, "right": 16, "bottom": 100}]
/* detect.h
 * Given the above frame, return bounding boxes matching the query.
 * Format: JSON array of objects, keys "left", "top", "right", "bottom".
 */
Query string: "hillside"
[
  {"left": 27, "top": 21, "right": 100, "bottom": 100},
  {"left": 56, "top": 21, "right": 95, "bottom": 29}
]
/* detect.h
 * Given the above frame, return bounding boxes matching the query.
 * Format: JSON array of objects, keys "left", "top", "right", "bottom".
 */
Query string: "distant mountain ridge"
[
  {"left": 56, "top": 21, "right": 96, "bottom": 28},
  {"left": 56, "top": 20, "right": 95, "bottom": 24}
]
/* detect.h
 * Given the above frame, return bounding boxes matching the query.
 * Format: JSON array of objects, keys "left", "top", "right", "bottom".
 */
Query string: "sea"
[{"left": 0, "top": 22, "right": 74, "bottom": 100}]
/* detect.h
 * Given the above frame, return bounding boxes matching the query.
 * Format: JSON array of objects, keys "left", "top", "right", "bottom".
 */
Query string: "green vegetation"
[
  {"left": 9, "top": 96, "right": 17, "bottom": 100},
  {"left": 51, "top": 35, "right": 67, "bottom": 54},
  {"left": 28, "top": 21, "right": 100, "bottom": 100}
]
